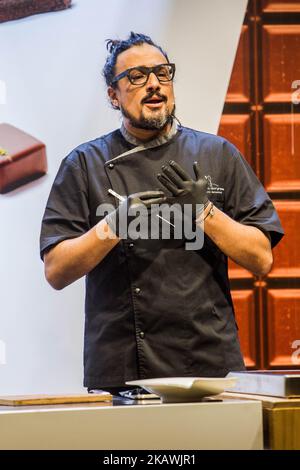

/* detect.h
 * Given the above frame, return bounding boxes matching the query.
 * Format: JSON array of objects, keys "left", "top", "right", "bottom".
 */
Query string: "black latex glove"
[
  {"left": 105, "top": 190, "right": 166, "bottom": 238},
  {"left": 157, "top": 160, "right": 209, "bottom": 220}
]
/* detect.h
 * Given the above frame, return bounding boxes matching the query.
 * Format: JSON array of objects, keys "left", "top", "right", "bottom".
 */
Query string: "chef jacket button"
[
  {"left": 135, "top": 287, "right": 141, "bottom": 294},
  {"left": 139, "top": 331, "right": 145, "bottom": 339},
  {"left": 108, "top": 163, "right": 114, "bottom": 169}
]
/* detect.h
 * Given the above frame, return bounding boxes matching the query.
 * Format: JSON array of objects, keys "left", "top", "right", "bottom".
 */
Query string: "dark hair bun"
[
  {"left": 102, "top": 32, "right": 169, "bottom": 87},
  {"left": 106, "top": 39, "right": 120, "bottom": 54}
]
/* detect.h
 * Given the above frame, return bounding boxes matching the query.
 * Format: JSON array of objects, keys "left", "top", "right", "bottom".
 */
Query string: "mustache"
[{"left": 141, "top": 91, "right": 167, "bottom": 104}]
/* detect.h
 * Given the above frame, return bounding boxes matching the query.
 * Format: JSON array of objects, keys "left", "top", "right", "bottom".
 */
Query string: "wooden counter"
[{"left": 0, "top": 397, "right": 263, "bottom": 450}]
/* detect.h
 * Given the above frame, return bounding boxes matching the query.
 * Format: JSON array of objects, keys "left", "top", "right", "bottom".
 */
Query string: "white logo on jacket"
[{"left": 205, "top": 175, "right": 224, "bottom": 195}]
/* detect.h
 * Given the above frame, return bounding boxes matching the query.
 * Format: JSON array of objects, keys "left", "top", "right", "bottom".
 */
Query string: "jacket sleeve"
[
  {"left": 222, "top": 140, "right": 284, "bottom": 248},
  {"left": 39, "top": 151, "right": 90, "bottom": 260}
]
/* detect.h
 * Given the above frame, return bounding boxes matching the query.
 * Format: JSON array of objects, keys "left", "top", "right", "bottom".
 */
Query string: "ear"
[{"left": 108, "top": 86, "right": 120, "bottom": 110}]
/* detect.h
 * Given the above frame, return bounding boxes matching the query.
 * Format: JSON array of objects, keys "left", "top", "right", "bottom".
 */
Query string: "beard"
[{"left": 120, "top": 103, "right": 176, "bottom": 131}]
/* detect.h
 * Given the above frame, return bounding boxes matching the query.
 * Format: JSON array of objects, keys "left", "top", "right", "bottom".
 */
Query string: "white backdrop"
[{"left": 0, "top": 0, "right": 247, "bottom": 394}]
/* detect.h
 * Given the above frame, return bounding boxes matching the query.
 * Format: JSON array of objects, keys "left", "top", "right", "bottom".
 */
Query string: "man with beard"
[{"left": 40, "top": 32, "right": 284, "bottom": 397}]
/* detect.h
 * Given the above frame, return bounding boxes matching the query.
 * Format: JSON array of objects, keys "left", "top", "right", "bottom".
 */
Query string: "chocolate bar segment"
[
  {"left": 0, "top": 0, "right": 72, "bottom": 23},
  {"left": 0, "top": 123, "right": 47, "bottom": 193}
]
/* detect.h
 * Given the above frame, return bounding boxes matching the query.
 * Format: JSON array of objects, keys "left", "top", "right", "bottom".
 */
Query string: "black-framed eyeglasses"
[{"left": 111, "top": 63, "right": 176, "bottom": 86}]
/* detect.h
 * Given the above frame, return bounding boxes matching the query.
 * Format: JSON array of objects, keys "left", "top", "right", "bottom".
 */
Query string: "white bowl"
[{"left": 126, "top": 377, "right": 237, "bottom": 403}]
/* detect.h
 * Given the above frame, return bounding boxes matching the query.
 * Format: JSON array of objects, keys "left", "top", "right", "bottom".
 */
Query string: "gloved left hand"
[{"left": 157, "top": 160, "right": 210, "bottom": 220}]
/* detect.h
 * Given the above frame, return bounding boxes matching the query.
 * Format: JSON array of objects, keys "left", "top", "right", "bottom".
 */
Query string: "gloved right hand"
[{"left": 105, "top": 190, "right": 166, "bottom": 239}]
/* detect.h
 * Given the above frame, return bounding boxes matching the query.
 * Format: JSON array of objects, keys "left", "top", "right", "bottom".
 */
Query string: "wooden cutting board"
[{"left": 0, "top": 393, "right": 112, "bottom": 406}]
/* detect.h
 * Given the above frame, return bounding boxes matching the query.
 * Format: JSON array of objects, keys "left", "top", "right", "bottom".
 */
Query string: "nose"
[{"left": 146, "top": 71, "right": 161, "bottom": 91}]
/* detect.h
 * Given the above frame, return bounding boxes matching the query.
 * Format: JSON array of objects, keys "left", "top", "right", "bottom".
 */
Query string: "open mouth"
[{"left": 143, "top": 97, "right": 165, "bottom": 108}]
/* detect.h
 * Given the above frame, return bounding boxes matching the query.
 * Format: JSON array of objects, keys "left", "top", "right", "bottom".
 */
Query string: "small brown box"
[{"left": 0, "top": 123, "right": 47, "bottom": 194}]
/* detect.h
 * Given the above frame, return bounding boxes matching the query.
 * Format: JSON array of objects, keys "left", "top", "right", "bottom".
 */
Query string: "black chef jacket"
[{"left": 40, "top": 125, "right": 284, "bottom": 389}]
